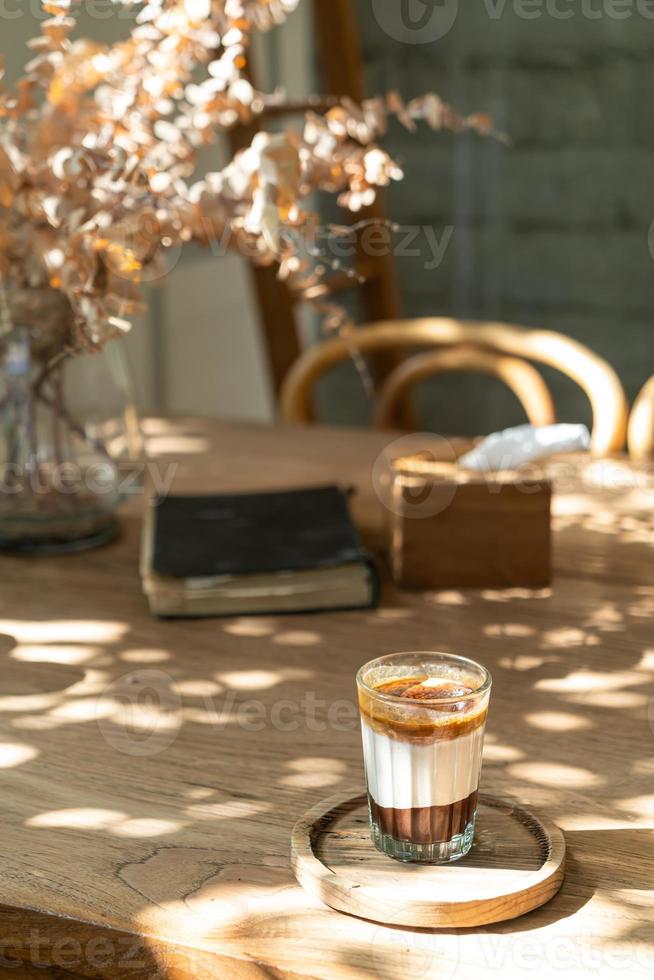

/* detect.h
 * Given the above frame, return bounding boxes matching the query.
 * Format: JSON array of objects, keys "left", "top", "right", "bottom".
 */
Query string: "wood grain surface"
[
  {"left": 291, "top": 792, "right": 566, "bottom": 928},
  {"left": 0, "top": 418, "right": 652, "bottom": 979}
]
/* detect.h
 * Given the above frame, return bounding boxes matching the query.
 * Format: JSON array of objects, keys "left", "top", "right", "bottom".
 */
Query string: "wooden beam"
[
  {"left": 311, "top": 0, "right": 367, "bottom": 100},
  {"left": 227, "top": 2, "right": 406, "bottom": 409},
  {"left": 311, "top": 0, "right": 403, "bottom": 326}
]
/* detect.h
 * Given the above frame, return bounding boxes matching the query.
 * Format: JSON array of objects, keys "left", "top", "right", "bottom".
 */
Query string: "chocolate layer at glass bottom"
[{"left": 368, "top": 789, "right": 478, "bottom": 844}]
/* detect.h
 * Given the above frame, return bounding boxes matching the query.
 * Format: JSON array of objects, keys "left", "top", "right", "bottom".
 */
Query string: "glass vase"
[{"left": 0, "top": 325, "right": 142, "bottom": 554}]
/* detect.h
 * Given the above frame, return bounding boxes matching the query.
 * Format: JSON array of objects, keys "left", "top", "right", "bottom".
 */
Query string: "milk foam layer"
[{"left": 361, "top": 717, "right": 485, "bottom": 810}]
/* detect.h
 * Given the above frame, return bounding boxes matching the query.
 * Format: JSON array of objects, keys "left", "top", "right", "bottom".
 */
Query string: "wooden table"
[{"left": 1, "top": 419, "right": 653, "bottom": 979}]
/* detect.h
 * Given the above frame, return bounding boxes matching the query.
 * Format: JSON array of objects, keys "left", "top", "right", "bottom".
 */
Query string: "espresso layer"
[
  {"left": 358, "top": 674, "right": 488, "bottom": 743},
  {"left": 369, "top": 790, "right": 478, "bottom": 844},
  {"left": 375, "top": 677, "right": 474, "bottom": 703}
]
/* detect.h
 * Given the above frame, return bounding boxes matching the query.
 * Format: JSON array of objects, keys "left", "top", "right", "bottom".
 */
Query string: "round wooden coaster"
[{"left": 291, "top": 791, "right": 566, "bottom": 928}]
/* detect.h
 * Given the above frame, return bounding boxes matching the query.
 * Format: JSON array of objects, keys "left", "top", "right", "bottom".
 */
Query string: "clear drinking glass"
[{"left": 357, "top": 652, "right": 492, "bottom": 864}]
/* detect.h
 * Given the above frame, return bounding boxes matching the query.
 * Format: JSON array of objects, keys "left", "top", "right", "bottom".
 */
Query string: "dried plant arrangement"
[
  {"left": 0, "top": 0, "right": 493, "bottom": 551},
  {"left": 0, "top": 0, "right": 493, "bottom": 358}
]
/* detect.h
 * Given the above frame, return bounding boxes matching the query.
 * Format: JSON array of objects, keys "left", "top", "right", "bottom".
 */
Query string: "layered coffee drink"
[{"left": 357, "top": 652, "right": 491, "bottom": 863}]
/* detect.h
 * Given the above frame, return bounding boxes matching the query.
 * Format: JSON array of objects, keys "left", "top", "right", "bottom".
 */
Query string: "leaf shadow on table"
[
  {"left": 2, "top": 529, "right": 654, "bottom": 978},
  {"left": 0, "top": 639, "right": 86, "bottom": 696}
]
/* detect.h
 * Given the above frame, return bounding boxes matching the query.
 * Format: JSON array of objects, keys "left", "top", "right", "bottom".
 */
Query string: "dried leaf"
[{"left": 0, "top": 0, "right": 492, "bottom": 349}]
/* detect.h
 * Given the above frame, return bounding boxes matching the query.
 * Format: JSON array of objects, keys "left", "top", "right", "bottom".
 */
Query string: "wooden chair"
[
  {"left": 280, "top": 319, "right": 629, "bottom": 456},
  {"left": 374, "top": 345, "right": 556, "bottom": 430},
  {"left": 628, "top": 376, "right": 654, "bottom": 462}
]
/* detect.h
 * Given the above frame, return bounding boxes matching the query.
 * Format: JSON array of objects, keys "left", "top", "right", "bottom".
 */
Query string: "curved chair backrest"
[
  {"left": 373, "top": 345, "right": 556, "bottom": 430},
  {"left": 628, "top": 376, "right": 654, "bottom": 462},
  {"left": 280, "top": 319, "right": 629, "bottom": 456}
]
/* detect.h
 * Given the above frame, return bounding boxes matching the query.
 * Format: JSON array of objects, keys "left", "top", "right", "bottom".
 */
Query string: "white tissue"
[{"left": 458, "top": 424, "right": 591, "bottom": 472}]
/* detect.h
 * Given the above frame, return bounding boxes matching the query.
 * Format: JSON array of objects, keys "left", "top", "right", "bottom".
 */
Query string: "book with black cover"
[{"left": 141, "top": 485, "right": 379, "bottom": 618}]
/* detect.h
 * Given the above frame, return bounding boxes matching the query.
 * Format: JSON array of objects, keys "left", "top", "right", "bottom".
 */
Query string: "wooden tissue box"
[{"left": 389, "top": 455, "right": 552, "bottom": 590}]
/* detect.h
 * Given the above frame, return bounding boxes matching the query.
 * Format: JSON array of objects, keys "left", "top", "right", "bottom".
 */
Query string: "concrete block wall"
[{"left": 325, "top": 0, "right": 654, "bottom": 436}]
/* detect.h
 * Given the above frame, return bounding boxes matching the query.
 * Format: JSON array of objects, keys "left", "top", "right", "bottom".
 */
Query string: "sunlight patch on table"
[
  {"left": 481, "top": 589, "right": 552, "bottom": 602},
  {"left": 583, "top": 604, "right": 625, "bottom": 632},
  {"left": 592, "top": 891, "right": 654, "bottom": 929},
  {"left": 617, "top": 796, "right": 654, "bottom": 819},
  {"left": 540, "top": 628, "right": 601, "bottom": 650},
  {"left": 120, "top": 649, "right": 173, "bottom": 664},
  {"left": 485, "top": 623, "right": 536, "bottom": 639},
  {"left": 184, "top": 787, "right": 216, "bottom": 800},
  {"left": 216, "top": 670, "right": 281, "bottom": 690},
  {"left": 628, "top": 596, "right": 654, "bottom": 619},
  {"left": 272, "top": 631, "right": 322, "bottom": 647},
  {"left": 507, "top": 762, "right": 601, "bottom": 788},
  {"left": 50, "top": 698, "right": 117, "bottom": 723},
  {"left": 12, "top": 715, "right": 65, "bottom": 731},
  {"left": 63, "top": 670, "right": 113, "bottom": 698},
  {"left": 215, "top": 667, "right": 313, "bottom": 691},
  {"left": 111, "top": 818, "right": 183, "bottom": 838},
  {"left": 483, "top": 742, "right": 525, "bottom": 763},
  {"left": 280, "top": 756, "right": 346, "bottom": 789},
  {"left": 0, "top": 743, "right": 38, "bottom": 767},
  {"left": 558, "top": 813, "right": 649, "bottom": 831},
  {"left": 0, "top": 621, "right": 128, "bottom": 644},
  {"left": 536, "top": 670, "right": 644, "bottom": 693},
  {"left": 133, "top": 869, "right": 307, "bottom": 944},
  {"left": 184, "top": 800, "right": 271, "bottom": 821},
  {"left": 631, "top": 758, "right": 654, "bottom": 776},
  {"left": 172, "top": 680, "right": 224, "bottom": 698},
  {"left": 498, "top": 654, "right": 559, "bottom": 671},
  {"left": 108, "top": 701, "right": 182, "bottom": 732},
  {"left": 428, "top": 591, "right": 469, "bottom": 607},
  {"left": 525, "top": 711, "right": 593, "bottom": 733},
  {"left": 223, "top": 619, "right": 276, "bottom": 637},
  {"left": 566, "top": 690, "right": 650, "bottom": 709},
  {"left": 146, "top": 435, "right": 210, "bottom": 455},
  {"left": 27, "top": 809, "right": 127, "bottom": 829},
  {"left": 0, "top": 693, "right": 60, "bottom": 713},
  {"left": 11, "top": 645, "right": 100, "bottom": 666},
  {"left": 366, "top": 607, "right": 414, "bottom": 620},
  {"left": 214, "top": 667, "right": 314, "bottom": 691}
]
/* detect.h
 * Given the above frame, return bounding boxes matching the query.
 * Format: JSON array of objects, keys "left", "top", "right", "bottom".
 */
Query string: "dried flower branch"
[
  {"left": 0, "top": 0, "right": 493, "bottom": 356},
  {"left": 0, "top": 276, "right": 13, "bottom": 339}
]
